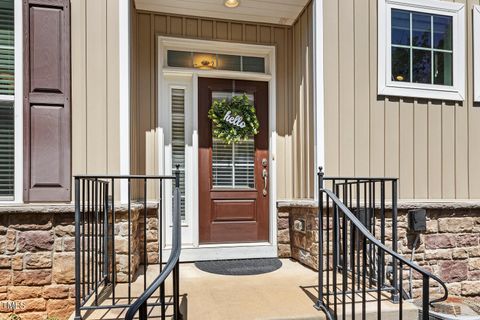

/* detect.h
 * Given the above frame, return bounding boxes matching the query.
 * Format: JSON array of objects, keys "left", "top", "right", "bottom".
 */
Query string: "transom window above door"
[
  {"left": 167, "top": 50, "right": 266, "bottom": 73},
  {"left": 378, "top": 0, "right": 465, "bottom": 101}
]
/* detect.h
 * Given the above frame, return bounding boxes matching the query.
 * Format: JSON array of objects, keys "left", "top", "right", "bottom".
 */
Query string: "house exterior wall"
[
  {"left": 130, "top": 3, "right": 316, "bottom": 200},
  {"left": 323, "top": 0, "right": 480, "bottom": 200},
  {"left": 71, "top": 0, "right": 121, "bottom": 177}
]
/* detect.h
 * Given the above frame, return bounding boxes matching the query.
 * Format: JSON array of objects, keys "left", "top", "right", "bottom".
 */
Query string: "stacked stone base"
[
  {"left": 0, "top": 205, "right": 161, "bottom": 320},
  {"left": 277, "top": 201, "right": 480, "bottom": 299},
  {"left": 0, "top": 209, "right": 77, "bottom": 320}
]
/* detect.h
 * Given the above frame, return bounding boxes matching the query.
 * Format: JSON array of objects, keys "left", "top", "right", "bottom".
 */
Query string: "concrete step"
[{"left": 77, "top": 259, "right": 418, "bottom": 320}]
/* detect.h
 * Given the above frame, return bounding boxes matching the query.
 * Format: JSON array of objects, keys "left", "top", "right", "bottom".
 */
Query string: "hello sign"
[
  {"left": 208, "top": 94, "right": 259, "bottom": 144},
  {"left": 223, "top": 111, "right": 246, "bottom": 128}
]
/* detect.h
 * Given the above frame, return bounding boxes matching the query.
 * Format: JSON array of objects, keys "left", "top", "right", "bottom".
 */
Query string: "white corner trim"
[
  {"left": 377, "top": 0, "right": 466, "bottom": 101},
  {"left": 474, "top": 6, "right": 480, "bottom": 102},
  {"left": 13, "top": 0, "right": 23, "bottom": 204},
  {"left": 313, "top": 0, "right": 325, "bottom": 198},
  {"left": 119, "top": 0, "right": 130, "bottom": 202}
]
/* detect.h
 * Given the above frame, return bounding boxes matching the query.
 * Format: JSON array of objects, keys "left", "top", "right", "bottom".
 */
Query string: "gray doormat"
[{"left": 194, "top": 258, "right": 282, "bottom": 276}]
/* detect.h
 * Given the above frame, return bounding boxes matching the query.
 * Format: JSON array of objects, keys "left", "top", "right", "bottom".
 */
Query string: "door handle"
[{"left": 262, "top": 168, "right": 268, "bottom": 196}]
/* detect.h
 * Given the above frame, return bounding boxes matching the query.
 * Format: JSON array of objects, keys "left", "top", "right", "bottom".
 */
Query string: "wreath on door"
[{"left": 208, "top": 94, "right": 260, "bottom": 144}]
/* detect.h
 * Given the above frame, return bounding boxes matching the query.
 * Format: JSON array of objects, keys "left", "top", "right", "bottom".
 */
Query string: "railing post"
[
  {"left": 174, "top": 165, "right": 181, "bottom": 320},
  {"left": 103, "top": 183, "right": 110, "bottom": 284},
  {"left": 423, "top": 275, "right": 429, "bottom": 320},
  {"left": 316, "top": 167, "right": 324, "bottom": 310},
  {"left": 332, "top": 192, "right": 338, "bottom": 319},
  {"left": 392, "top": 180, "right": 399, "bottom": 303},
  {"left": 139, "top": 302, "right": 147, "bottom": 320},
  {"left": 74, "top": 178, "right": 82, "bottom": 320}
]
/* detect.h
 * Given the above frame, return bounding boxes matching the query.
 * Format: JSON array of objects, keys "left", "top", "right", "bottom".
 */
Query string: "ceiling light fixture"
[{"left": 224, "top": 0, "right": 239, "bottom": 8}]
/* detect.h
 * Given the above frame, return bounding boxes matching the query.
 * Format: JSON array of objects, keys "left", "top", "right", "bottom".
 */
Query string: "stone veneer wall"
[
  {"left": 0, "top": 205, "right": 160, "bottom": 320},
  {"left": 0, "top": 208, "right": 77, "bottom": 320},
  {"left": 277, "top": 201, "right": 480, "bottom": 299}
]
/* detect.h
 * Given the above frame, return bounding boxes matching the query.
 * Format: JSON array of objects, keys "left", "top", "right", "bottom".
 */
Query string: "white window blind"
[
  {"left": 0, "top": 101, "right": 13, "bottom": 200},
  {"left": 0, "top": 0, "right": 14, "bottom": 95},
  {"left": 171, "top": 88, "right": 186, "bottom": 219},
  {"left": 0, "top": 0, "right": 13, "bottom": 200},
  {"left": 212, "top": 138, "right": 255, "bottom": 189}
]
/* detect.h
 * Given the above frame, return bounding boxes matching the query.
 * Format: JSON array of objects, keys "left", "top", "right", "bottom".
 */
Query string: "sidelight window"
[{"left": 171, "top": 88, "right": 186, "bottom": 219}]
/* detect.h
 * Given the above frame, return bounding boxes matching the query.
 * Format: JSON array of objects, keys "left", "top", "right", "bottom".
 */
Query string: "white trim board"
[
  {"left": 157, "top": 36, "right": 277, "bottom": 261},
  {"left": 474, "top": 6, "right": 480, "bottom": 102},
  {"left": 377, "top": 0, "right": 466, "bottom": 101},
  {"left": 313, "top": 0, "right": 325, "bottom": 197},
  {"left": 119, "top": 0, "right": 131, "bottom": 203}
]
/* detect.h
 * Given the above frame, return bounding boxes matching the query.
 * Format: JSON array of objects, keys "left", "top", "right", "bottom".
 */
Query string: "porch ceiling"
[{"left": 134, "top": 0, "right": 310, "bottom": 25}]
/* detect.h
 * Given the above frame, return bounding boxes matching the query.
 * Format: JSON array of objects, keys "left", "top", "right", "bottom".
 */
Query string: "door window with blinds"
[
  {"left": 211, "top": 92, "right": 255, "bottom": 189},
  {"left": 171, "top": 88, "right": 186, "bottom": 219},
  {"left": 0, "top": 0, "right": 14, "bottom": 200}
]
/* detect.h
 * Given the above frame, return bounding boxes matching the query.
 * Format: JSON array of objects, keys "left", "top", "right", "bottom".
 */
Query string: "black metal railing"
[
  {"left": 73, "top": 170, "right": 182, "bottom": 320},
  {"left": 316, "top": 167, "right": 448, "bottom": 320},
  {"left": 125, "top": 178, "right": 182, "bottom": 320}
]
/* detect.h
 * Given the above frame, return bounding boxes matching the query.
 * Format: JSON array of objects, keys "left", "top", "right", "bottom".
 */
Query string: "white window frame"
[
  {"left": 1, "top": 0, "right": 23, "bottom": 204},
  {"left": 474, "top": 6, "right": 480, "bottom": 102},
  {"left": 378, "top": 0, "right": 465, "bottom": 101},
  {"left": 161, "top": 77, "right": 195, "bottom": 247}
]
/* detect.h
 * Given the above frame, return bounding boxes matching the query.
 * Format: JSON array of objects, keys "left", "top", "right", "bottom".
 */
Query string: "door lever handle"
[{"left": 262, "top": 168, "right": 268, "bottom": 196}]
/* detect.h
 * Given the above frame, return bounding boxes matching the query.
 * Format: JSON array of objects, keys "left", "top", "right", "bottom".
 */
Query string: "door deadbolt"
[{"left": 262, "top": 158, "right": 268, "bottom": 167}]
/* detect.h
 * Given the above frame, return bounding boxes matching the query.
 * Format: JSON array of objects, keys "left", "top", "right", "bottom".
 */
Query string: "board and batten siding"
[
  {"left": 71, "top": 0, "right": 121, "bottom": 178},
  {"left": 131, "top": 5, "right": 316, "bottom": 200},
  {"left": 324, "top": 0, "right": 480, "bottom": 200},
  {"left": 292, "top": 3, "right": 315, "bottom": 199}
]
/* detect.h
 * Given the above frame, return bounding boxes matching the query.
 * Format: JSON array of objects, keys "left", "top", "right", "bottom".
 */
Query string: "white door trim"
[{"left": 157, "top": 36, "right": 277, "bottom": 261}]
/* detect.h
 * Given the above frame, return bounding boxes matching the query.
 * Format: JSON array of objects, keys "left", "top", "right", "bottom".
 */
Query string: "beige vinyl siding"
[
  {"left": 71, "top": 0, "right": 120, "bottom": 178},
  {"left": 323, "top": 0, "right": 480, "bottom": 200},
  {"left": 131, "top": 6, "right": 315, "bottom": 200},
  {"left": 292, "top": 3, "right": 315, "bottom": 198}
]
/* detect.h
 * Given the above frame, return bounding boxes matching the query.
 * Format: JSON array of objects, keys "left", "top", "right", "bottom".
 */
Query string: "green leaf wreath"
[{"left": 208, "top": 94, "right": 260, "bottom": 144}]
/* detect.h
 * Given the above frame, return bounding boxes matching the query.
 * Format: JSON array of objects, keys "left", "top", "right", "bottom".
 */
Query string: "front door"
[{"left": 198, "top": 78, "right": 269, "bottom": 244}]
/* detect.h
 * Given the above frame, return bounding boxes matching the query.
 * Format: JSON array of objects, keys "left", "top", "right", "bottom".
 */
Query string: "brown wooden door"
[{"left": 199, "top": 78, "right": 269, "bottom": 244}]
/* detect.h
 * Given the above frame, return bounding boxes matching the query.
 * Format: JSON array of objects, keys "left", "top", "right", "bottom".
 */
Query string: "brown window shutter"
[{"left": 23, "top": 0, "right": 71, "bottom": 202}]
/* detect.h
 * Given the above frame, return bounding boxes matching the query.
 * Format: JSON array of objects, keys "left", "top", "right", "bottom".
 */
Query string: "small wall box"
[{"left": 408, "top": 209, "right": 427, "bottom": 233}]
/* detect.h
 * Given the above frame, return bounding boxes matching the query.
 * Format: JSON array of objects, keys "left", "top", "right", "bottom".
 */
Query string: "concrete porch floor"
[{"left": 80, "top": 259, "right": 418, "bottom": 320}]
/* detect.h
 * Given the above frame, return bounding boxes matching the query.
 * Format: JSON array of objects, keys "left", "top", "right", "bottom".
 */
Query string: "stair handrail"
[
  {"left": 124, "top": 171, "right": 182, "bottom": 320},
  {"left": 321, "top": 187, "right": 448, "bottom": 305}
]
